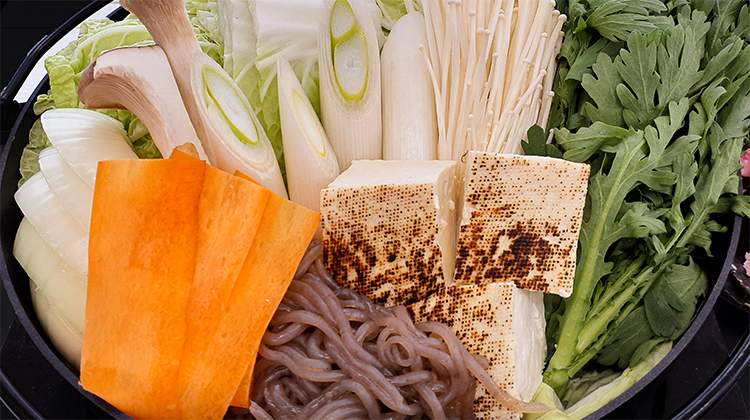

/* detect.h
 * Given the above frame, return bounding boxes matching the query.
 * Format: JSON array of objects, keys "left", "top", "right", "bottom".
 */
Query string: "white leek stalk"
[
  {"left": 121, "top": 0, "right": 287, "bottom": 197},
  {"left": 41, "top": 109, "right": 137, "bottom": 188},
  {"left": 277, "top": 57, "right": 340, "bottom": 211},
  {"left": 14, "top": 174, "right": 88, "bottom": 276},
  {"left": 38, "top": 148, "right": 93, "bottom": 230},
  {"left": 15, "top": 218, "right": 86, "bottom": 339},
  {"left": 320, "top": 0, "right": 382, "bottom": 170},
  {"left": 381, "top": 12, "right": 437, "bottom": 160}
]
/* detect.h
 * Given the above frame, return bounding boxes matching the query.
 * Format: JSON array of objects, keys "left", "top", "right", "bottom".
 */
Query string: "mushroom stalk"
[
  {"left": 120, "top": 0, "right": 287, "bottom": 198},
  {"left": 79, "top": 46, "right": 207, "bottom": 160}
]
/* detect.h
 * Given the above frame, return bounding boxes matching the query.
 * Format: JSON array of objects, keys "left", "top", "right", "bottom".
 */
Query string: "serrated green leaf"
[
  {"left": 556, "top": 122, "right": 632, "bottom": 162},
  {"left": 706, "top": 0, "right": 748, "bottom": 56},
  {"left": 732, "top": 195, "right": 750, "bottom": 217},
  {"left": 581, "top": 54, "right": 625, "bottom": 127},
  {"left": 656, "top": 11, "right": 710, "bottom": 106},
  {"left": 616, "top": 33, "right": 661, "bottom": 129},
  {"left": 597, "top": 307, "right": 655, "bottom": 368},
  {"left": 644, "top": 259, "right": 707, "bottom": 338},
  {"left": 586, "top": 0, "right": 669, "bottom": 42},
  {"left": 522, "top": 125, "right": 564, "bottom": 158},
  {"left": 566, "top": 38, "right": 623, "bottom": 82},
  {"left": 629, "top": 337, "right": 668, "bottom": 367}
]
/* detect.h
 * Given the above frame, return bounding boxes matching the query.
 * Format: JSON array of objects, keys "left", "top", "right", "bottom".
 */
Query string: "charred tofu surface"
[
  {"left": 455, "top": 152, "right": 590, "bottom": 297},
  {"left": 321, "top": 160, "right": 458, "bottom": 306}
]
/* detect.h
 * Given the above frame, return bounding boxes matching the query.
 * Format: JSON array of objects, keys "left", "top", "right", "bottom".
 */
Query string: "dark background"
[{"left": 1, "top": 1, "right": 748, "bottom": 419}]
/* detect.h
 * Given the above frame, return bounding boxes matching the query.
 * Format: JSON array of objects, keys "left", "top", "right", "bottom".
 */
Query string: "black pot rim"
[
  {"left": 0, "top": 1, "right": 126, "bottom": 418},
  {"left": 0, "top": 2, "right": 748, "bottom": 420}
]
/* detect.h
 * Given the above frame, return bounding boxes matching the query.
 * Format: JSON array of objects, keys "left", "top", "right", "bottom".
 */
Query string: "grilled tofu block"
[
  {"left": 454, "top": 152, "right": 590, "bottom": 297},
  {"left": 411, "top": 282, "right": 546, "bottom": 419},
  {"left": 321, "top": 160, "right": 458, "bottom": 306}
]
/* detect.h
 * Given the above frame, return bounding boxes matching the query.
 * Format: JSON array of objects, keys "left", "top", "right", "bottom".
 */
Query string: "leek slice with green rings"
[{"left": 319, "top": 0, "right": 382, "bottom": 170}]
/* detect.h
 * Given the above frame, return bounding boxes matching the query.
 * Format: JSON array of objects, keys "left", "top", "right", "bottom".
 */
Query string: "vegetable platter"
[{"left": 1, "top": 0, "right": 748, "bottom": 419}]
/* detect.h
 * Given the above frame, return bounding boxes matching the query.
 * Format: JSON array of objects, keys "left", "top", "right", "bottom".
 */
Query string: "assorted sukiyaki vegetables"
[{"left": 12, "top": 0, "right": 750, "bottom": 419}]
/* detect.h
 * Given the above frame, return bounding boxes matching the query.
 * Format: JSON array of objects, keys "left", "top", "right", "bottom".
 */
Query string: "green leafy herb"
[
  {"left": 522, "top": 125, "right": 564, "bottom": 158},
  {"left": 644, "top": 258, "right": 707, "bottom": 338},
  {"left": 543, "top": 0, "right": 750, "bottom": 402}
]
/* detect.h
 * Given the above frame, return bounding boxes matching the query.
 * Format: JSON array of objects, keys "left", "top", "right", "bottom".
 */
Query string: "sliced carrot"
[
  {"left": 177, "top": 194, "right": 320, "bottom": 418},
  {"left": 234, "top": 170, "right": 261, "bottom": 186},
  {"left": 177, "top": 166, "right": 270, "bottom": 409},
  {"left": 231, "top": 366, "right": 254, "bottom": 407},
  {"left": 81, "top": 159, "right": 206, "bottom": 419},
  {"left": 171, "top": 144, "right": 200, "bottom": 160}
]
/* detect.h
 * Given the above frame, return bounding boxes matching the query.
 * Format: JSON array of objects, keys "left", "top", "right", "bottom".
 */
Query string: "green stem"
[
  {"left": 586, "top": 258, "right": 645, "bottom": 321},
  {"left": 576, "top": 269, "right": 653, "bottom": 352}
]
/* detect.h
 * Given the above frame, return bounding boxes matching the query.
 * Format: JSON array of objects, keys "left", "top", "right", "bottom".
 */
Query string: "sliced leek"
[
  {"left": 381, "top": 12, "right": 437, "bottom": 160},
  {"left": 278, "top": 57, "right": 340, "bottom": 211},
  {"left": 320, "top": 0, "right": 382, "bottom": 170},
  {"left": 121, "top": 0, "right": 287, "bottom": 198}
]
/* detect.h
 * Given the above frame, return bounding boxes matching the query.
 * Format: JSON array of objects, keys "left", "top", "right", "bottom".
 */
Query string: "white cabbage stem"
[
  {"left": 320, "top": 0, "right": 383, "bottom": 170},
  {"left": 278, "top": 57, "right": 340, "bottom": 211}
]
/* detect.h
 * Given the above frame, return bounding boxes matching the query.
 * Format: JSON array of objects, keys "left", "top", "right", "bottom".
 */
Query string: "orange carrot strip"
[
  {"left": 178, "top": 195, "right": 320, "bottom": 418},
  {"left": 233, "top": 170, "right": 261, "bottom": 186},
  {"left": 171, "top": 143, "right": 200, "bottom": 159},
  {"left": 177, "top": 166, "right": 270, "bottom": 410},
  {"left": 81, "top": 159, "right": 206, "bottom": 419},
  {"left": 230, "top": 367, "right": 254, "bottom": 407}
]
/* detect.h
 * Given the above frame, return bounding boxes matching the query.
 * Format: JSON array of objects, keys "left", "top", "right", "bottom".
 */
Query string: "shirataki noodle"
[{"left": 249, "top": 242, "right": 542, "bottom": 419}]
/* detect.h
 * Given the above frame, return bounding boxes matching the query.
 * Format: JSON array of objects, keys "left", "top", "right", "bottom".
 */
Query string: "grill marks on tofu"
[
  {"left": 321, "top": 160, "right": 458, "bottom": 307},
  {"left": 411, "top": 282, "right": 546, "bottom": 419},
  {"left": 322, "top": 184, "right": 445, "bottom": 306},
  {"left": 455, "top": 152, "right": 590, "bottom": 297}
]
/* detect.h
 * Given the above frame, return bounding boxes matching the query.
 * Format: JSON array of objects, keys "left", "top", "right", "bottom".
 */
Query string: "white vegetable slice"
[
  {"left": 278, "top": 57, "right": 340, "bottom": 211},
  {"left": 330, "top": 0, "right": 357, "bottom": 39},
  {"left": 14, "top": 173, "right": 88, "bottom": 276},
  {"left": 121, "top": 0, "right": 288, "bottom": 198},
  {"left": 38, "top": 148, "right": 93, "bottom": 230},
  {"left": 320, "top": 0, "right": 382, "bottom": 170},
  {"left": 30, "top": 281, "right": 83, "bottom": 368},
  {"left": 41, "top": 109, "right": 137, "bottom": 188},
  {"left": 381, "top": 12, "right": 437, "bottom": 160},
  {"left": 14, "top": 218, "right": 86, "bottom": 334},
  {"left": 217, "top": 0, "right": 257, "bottom": 79},
  {"left": 333, "top": 32, "right": 369, "bottom": 101}
]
